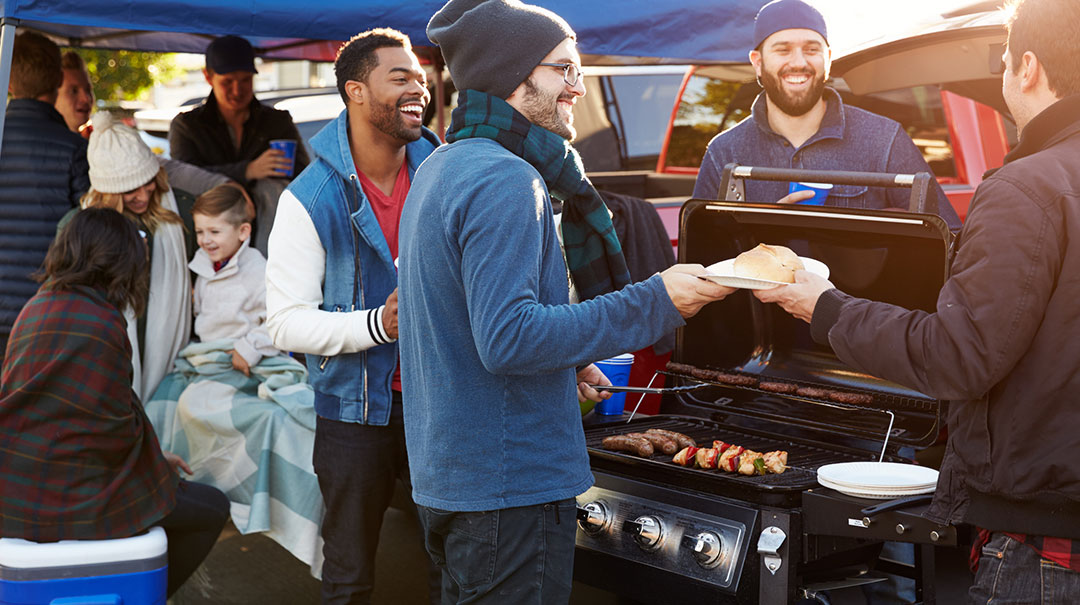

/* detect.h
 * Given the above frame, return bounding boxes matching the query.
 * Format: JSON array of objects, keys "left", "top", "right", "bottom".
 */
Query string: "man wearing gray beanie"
[
  {"left": 397, "top": 1, "right": 733, "bottom": 602},
  {"left": 692, "top": 0, "right": 961, "bottom": 233}
]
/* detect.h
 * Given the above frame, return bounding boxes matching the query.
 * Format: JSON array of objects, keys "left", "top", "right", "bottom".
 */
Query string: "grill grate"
[
  {"left": 585, "top": 415, "right": 887, "bottom": 507},
  {"left": 661, "top": 369, "right": 935, "bottom": 413}
]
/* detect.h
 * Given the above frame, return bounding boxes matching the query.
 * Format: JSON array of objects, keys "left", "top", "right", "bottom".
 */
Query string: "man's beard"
[
  {"left": 760, "top": 67, "right": 826, "bottom": 117},
  {"left": 521, "top": 78, "right": 576, "bottom": 141},
  {"left": 370, "top": 96, "right": 423, "bottom": 142}
]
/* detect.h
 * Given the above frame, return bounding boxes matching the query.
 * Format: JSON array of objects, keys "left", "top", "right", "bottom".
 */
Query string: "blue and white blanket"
[{"left": 146, "top": 340, "right": 324, "bottom": 576}]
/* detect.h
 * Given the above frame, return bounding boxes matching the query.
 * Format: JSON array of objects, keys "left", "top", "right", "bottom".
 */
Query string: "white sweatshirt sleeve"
[{"left": 265, "top": 190, "right": 394, "bottom": 355}]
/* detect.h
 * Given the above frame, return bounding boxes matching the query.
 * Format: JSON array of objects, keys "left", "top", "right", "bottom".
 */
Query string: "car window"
[
  {"left": 840, "top": 84, "right": 958, "bottom": 181},
  {"left": 575, "top": 73, "right": 683, "bottom": 172},
  {"left": 667, "top": 75, "right": 756, "bottom": 170}
]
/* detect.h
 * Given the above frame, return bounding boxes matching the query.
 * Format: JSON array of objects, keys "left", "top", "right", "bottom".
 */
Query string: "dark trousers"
[
  {"left": 157, "top": 479, "right": 230, "bottom": 597},
  {"left": 969, "top": 532, "right": 1080, "bottom": 604},
  {"left": 417, "top": 499, "right": 578, "bottom": 604},
  {"left": 313, "top": 394, "right": 438, "bottom": 604}
]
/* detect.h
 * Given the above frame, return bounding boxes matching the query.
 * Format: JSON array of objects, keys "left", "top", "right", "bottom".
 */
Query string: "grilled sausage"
[
  {"left": 796, "top": 386, "right": 830, "bottom": 399},
  {"left": 714, "top": 372, "right": 759, "bottom": 387},
  {"left": 760, "top": 381, "right": 798, "bottom": 394},
  {"left": 665, "top": 361, "right": 696, "bottom": 376},
  {"left": 627, "top": 432, "right": 678, "bottom": 455},
  {"left": 829, "top": 391, "right": 874, "bottom": 405},
  {"left": 645, "top": 428, "right": 696, "bottom": 450},
  {"left": 602, "top": 435, "right": 654, "bottom": 457}
]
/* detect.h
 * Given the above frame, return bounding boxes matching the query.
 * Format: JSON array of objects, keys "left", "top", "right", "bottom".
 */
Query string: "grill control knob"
[
  {"left": 681, "top": 531, "right": 725, "bottom": 568},
  {"left": 576, "top": 501, "right": 610, "bottom": 535},
  {"left": 621, "top": 515, "right": 664, "bottom": 551}
]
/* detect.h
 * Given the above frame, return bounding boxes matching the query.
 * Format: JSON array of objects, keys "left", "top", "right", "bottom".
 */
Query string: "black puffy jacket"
[{"left": 0, "top": 99, "right": 90, "bottom": 354}]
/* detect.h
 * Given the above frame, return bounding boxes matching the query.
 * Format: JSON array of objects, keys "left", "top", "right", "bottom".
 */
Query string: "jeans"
[
  {"left": 417, "top": 499, "right": 578, "bottom": 605},
  {"left": 969, "top": 532, "right": 1080, "bottom": 604},
  {"left": 156, "top": 479, "right": 230, "bottom": 597},
  {"left": 313, "top": 395, "right": 438, "bottom": 604}
]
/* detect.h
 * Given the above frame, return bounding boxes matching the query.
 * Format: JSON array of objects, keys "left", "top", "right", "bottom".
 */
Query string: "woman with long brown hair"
[{"left": 0, "top": 208, "right": 228, "bottom": 597}]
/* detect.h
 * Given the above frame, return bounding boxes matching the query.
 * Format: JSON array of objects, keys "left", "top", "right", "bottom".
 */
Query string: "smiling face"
[
  {"left": 205, "top": 69, "right": 255, "bottom": 115},
  {"left": 752, "top": 28, "right": 830, "bottom": 117},
  {"left": 359, "top": 46, "right": 429, "bottom": 143},
  {"left": 55, "top": 67, "right": 94, "bottom": 132},
  {"left": 122, "top": 180, "right": 157, "bottom": 215},
  {"left": 506, "top": 38, "right": 585, "bottom": 141},
  {"left": 193, "top": 212, "right": 250, "bottom": 265}
]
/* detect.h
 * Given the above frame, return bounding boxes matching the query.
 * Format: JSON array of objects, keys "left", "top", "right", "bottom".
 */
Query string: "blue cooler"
[{"left": 0, "top": 527, "right": 167, "bottom": 605}]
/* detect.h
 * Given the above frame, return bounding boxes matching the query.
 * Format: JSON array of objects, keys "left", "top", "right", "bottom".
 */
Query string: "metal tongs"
[{"left": 584, "top": 383, "right": 708, "bottom": 395}]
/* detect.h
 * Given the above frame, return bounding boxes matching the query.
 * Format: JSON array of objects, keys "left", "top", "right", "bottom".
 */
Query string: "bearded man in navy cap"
[
  {"left": 169, "top": 35, "right": 310, "bottom": 255},
  {"left": 693, "top": 0, "right": 961, "bottom": 232}
]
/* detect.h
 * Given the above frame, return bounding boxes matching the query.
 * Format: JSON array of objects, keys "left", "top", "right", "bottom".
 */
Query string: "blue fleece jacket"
[
  {"left": 693, "top": 88, "right": 962, "bottom": 232},
  {"left": 398, "top": 138, "right": 684, "bottom": 511}
]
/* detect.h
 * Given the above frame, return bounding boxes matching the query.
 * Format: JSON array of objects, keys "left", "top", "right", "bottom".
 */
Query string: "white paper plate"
[
  {"left": 817, "top": 462, "right": 938, "bottom": 490},
  {"left": 817, "top": 476, "right": 937, "bottom": 499},
  {"left": 701, "top": 256, "right": 830, "bottom": 290}
]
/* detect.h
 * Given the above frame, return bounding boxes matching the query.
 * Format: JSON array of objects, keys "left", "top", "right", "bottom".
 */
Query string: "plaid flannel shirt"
[
  {"left": 0, "top": 285, "right": 177, "bottom": 541},
  {"left": 972, "top": 528, "right": 1080, "bottom": 573}
]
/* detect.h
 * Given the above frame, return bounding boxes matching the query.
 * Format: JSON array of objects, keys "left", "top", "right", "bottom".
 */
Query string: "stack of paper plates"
[{"left": 816, "top": 462, "right": 938, "bottom": 499}]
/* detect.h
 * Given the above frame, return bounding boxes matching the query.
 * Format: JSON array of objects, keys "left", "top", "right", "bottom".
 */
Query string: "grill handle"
[
  {"left": 859, "top": 493, "right": 934, "bottom": 518},
  {"left": 718, "top": 163, "right": 935, "bottom": 216}
]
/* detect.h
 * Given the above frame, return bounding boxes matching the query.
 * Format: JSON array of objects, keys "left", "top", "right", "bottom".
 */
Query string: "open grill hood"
[{"left": 670, "top": 199, "right": 953, "bottom": 450}]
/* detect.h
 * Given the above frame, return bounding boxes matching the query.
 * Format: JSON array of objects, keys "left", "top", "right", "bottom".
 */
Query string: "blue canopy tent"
[{"left": 0, "top": 0, "right": 768, "bottom": 155}]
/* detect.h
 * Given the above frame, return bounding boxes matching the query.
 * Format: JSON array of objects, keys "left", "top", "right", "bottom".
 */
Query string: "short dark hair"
[
  {"left": 10, "top": 32, "right": 62, "bottom": 99},
  {"left": 40, "top": 208, "right": 150, "bottom": 316},
  {"left": 192, "top": 183, "right": 254, "bottom": 227},
  {"left": 334, "top": 28, "right": 411, "bottom": 103},
  {"left": 1006, "top": 0, "right": 1080, "bottom": 97}
]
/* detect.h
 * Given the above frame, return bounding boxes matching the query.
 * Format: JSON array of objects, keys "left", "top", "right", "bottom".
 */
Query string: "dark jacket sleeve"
[
  {"left": 815, "top": 177, "right": 1057, "bottom": 400},
  {"left": 69, "top": 141, "right": 90, "bottom": 206},
  {"left": 169, "top": 114, "right": 249, "bottom": 183}
]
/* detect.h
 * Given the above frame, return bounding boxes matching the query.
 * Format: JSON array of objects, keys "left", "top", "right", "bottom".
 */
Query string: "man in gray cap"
[
  {"left": 692, "top": 0, "right": 961, "bottom": 232},
  {"left": 397, "top": 0, "right": 733, "bottom": 602}
]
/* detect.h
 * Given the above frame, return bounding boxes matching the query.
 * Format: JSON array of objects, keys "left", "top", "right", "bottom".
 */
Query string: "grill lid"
[{"left": 673, "top": 196, "right": 952, "bottom": 449}]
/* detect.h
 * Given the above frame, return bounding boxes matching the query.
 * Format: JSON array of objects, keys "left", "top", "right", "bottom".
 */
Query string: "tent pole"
[{"left": 0, "top": 19, "right": 19, "bottom": 160}]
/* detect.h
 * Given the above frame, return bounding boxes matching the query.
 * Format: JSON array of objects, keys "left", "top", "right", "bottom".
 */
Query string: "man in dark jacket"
[
  {"left": 757, "top": 0, "right": 1080, "bottom": 599},
  {"left": 0, "top": 31, "right": 89, "bottom": 362},
  {"left": 169, "top": 36, "right": 309, "bottom": 255}
]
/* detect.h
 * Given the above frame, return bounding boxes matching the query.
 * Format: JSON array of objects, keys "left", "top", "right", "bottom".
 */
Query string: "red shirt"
[{"left": 355, "top": 163, "right": 410, "bottom": 392}]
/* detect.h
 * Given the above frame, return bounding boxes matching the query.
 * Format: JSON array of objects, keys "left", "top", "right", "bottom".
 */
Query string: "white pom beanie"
[{"left": 87, "top": 111, "right": 160, "bottom": 193}]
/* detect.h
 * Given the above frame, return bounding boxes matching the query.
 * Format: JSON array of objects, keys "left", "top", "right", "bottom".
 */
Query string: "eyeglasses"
[{"left": 538, "top": 62, "right": 581, "bottom": 87}]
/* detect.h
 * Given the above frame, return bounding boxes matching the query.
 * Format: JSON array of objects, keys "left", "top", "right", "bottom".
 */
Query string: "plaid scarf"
[{"left": 447, "top": 89, "right": 630, "bottom": 300}]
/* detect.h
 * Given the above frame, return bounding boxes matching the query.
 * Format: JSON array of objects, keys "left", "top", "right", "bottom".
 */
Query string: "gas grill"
[{"left": 573, "top": 166, "right": 958, "bottom": 604}]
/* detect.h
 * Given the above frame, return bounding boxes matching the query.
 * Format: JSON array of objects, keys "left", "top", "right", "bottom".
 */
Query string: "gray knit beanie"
[
  {"left": 87, "top": 111, "right": 161, "bottom": 194},
  {"left": 427, "top": 0, "right": 576, "bottom": 99}
]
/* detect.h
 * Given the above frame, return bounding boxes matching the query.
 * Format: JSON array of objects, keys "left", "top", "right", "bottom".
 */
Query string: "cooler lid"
[{"left": 674, "top": 198, "right": 952, "bottom": 448}]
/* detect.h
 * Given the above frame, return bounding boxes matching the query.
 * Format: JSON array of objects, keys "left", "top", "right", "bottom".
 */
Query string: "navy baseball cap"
[
  {"left": 752, "top": 0, "right": 828, "bottom": 50},
  {"left": 205, "top": 35, "right": 258, "bottom": 74}
]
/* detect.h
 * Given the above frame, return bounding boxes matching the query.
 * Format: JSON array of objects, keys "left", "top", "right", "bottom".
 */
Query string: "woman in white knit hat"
[{"left": 68, "top": 111, "right": 196, "bottom": 402}]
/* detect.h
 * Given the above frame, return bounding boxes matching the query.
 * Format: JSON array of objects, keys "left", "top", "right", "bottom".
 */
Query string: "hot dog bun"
[{"left": 733, "top": 244, "right": 805, "bottom": 283}]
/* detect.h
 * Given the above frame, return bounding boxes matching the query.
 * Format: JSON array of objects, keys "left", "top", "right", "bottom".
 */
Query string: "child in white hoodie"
[{"left": 190, "top": 184, "right": 278, "bottom": 375}]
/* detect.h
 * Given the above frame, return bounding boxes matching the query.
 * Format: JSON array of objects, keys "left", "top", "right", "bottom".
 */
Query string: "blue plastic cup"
[
  {"left": 269, "top": 139, "right": 297, "bottom": 177},
  {"left": 594, "top": 353, "right": 635, "bottom": 415},
  {"left": 788, "top": 181, "right": 833, "bottom": 205}
]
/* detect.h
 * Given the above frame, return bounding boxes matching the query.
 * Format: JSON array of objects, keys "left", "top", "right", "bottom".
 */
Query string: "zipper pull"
[{"left": 319, "top": 356, "right": 330, "bottom": 370}]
